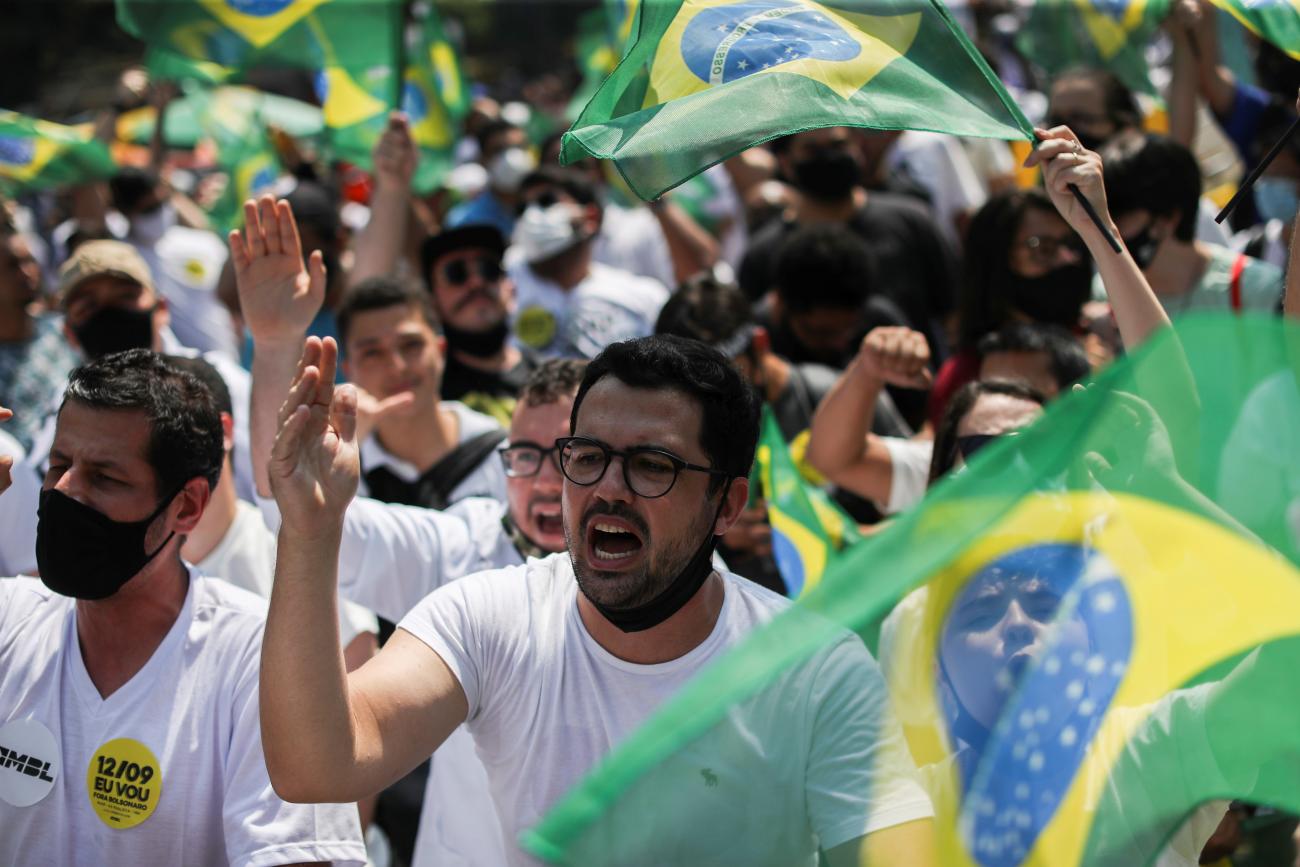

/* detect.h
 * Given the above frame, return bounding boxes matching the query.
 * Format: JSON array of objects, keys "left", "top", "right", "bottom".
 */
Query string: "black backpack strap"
[{"left": 418, "top": 428, "right": 508, "bottom": 508}]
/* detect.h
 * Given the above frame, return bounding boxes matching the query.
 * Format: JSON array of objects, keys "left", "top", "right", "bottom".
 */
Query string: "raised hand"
[
  {"left": 352, "top": 384, "right": 417, "bottom": 445},
  {"left": 1024, "top": 127, "right": 1113, "bottom": 248},
  {"left": 230, "top": 195, "right": 326, "bottom": 345},
  {"left": 856, "top": 326, "right": 933, "bottom": 389},
  {"left": 268, "top": 337, "right": 359, "bottom": 529},
  {"left": 372, "top": 112, "right": 418, "bottom": 191}
]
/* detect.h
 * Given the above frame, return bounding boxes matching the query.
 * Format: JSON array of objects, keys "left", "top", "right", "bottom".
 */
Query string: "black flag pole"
[
  {"left": 1070, "top": 184, "right": 1123, "bottom": 254},
  {"left": 1216, "top": 114, "right": 1300, "bottom": 225}
]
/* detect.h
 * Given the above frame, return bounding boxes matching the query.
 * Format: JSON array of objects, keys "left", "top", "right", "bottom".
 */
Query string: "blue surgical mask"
[{"left": 1254, "top": 177, "right": 1300, "bottom": 225}]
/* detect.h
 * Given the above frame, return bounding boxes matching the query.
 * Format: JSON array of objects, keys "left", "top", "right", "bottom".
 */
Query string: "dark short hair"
[
  {"left": 773, "top": 224, "right": 876, "bottom": 314},
  {"left": 164, "top": 355, "right": 233, "bottom": 417},
  {"left": 62, "top": 349, "right": 224, "bottom": 497},
  {"left": 1050, "top": 67, "right": 1142, "bottom": 132},
  {"left": 336, "top": 277, "right": 441, "bottom": 347},
  {"left": 929, "top": 379, "right": 1046, "bottom": 485},
  {"left": 475, "top": 118, "right": 522, "bottom": 155},
  {"left": 654, "top": 274, "right": 755, "bottom": 356},
  {"left": 519, "top": 358, "right": 588, "bottom": 407},
  {"left": 285, "top": 181, "right": 340, "bottom": 239},
  {"left": 958, "top": 188, "right": 1060, "bottom": 350},
  {"left": 518, "top": 165, "right": 599, "bottom": 208},
  {"left": 571, "top": 335, "right": 761, "bottom": 491},
  {"left": 109, "top": 166, "right": 160, "bottom": 214},
  {"left": 1101, "top": 133, "right": 1201, "bottom": 242},
  {"left": 976, "top": 323, "right": 1091, "bottom": 392}
]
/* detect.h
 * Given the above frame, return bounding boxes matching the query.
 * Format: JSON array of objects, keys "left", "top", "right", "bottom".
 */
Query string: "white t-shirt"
[
  {"left": 0, "top": 453, "right": 41, "bottom": 577},
  {"left": 879, "top": 437, "right": 934, "bottom": 516},
  {"left": 399, "top": 554, "right": 934, "bottom": 865},
  {"left": 255, "top": 491, "right": 521, "bottom": 867},
  {"left": 133, "top": 226, "right": 239, "bottom": 362},
  {"left": 506, "top": 259, "right": 669, "bottom": 360},
  {"left": 196, "top": 500, "right": 378, "bottom": 646},
  {"left": 886, "top": 131, "right": 987, "bottom": 248},
  {"left": 594, "top": 203, "right": 676, "bottom": 289},
  {"left": 356, "top": 401, "right": 507, "bottom": 505},
  {"left": 0, "top": 575, "right": 366, "bottom": 867}
]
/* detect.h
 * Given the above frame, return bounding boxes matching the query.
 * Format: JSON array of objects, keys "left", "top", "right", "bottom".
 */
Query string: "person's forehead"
[
  {"left": 794, "top": 127, "right": 849, "bottom": 148},
  {"left": 958, "top": 393, "right": 1041, "bottom": 437},
  {"left": 1050, "top": 78, "right": 1105, "bottom": 112},
  {"left": 510, "top": 397, "right": 572, "bottom": 442},
  {"left": 348, "top": 303, "right": 433, "bottom": 340},
  {"left": 980, "top": 350, "right": 1056, "bottom": 388},
  {"left": 1015, "top": 207, "right": 1072, "bottom": 242},
  {"left": 53, "top": 402, "right": 153, "bottom": 469},
  {"left": 574, "top": 378, "right": 704, "bottom": 456},
  {"left": 432, "top": 246, "right": 497, "bottom": 277}
]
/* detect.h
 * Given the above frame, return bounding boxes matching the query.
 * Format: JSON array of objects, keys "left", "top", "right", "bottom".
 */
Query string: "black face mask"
[
  {"left": 72, "top": 305, "right": 155, "bottom": 359},
  {"left": 582, "top": 481, "right": 732, "bottom": 633},
  {"left": 792, "top": 152, "right": 861, "bottom": 202},
  {"left": 36, "top": 487, "right": 178, "bottom": 600},
  {"left": 442, "top": 318, "right": 511, "bottom": 360},
  {"left": 1122, "top": 224, "right": 1162, "bottom": 270},
  {"left": 1005, "top": 262, "right": 1093, "bottom": 328}
]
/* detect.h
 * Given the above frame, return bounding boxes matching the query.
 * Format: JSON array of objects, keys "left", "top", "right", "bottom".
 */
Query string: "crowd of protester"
[{"left": 1, "top": 0, "right": 1299, "bottom": 863}]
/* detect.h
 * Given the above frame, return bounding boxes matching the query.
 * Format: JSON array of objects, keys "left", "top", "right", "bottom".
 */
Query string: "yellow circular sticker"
[
  {"left": 515, "top": 306, "right": 557, "bottom": 350},
  {"left": 86, "top": 738, "right": 161, "bottom": 829}
]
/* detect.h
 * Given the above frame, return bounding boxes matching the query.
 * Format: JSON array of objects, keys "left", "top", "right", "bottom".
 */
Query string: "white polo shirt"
[{"left": 0, "top": 574, "right": 366, "bottom": 867}]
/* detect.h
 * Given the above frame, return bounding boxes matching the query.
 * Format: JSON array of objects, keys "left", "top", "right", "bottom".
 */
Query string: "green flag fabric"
[
  {"left": 0, "top": 111, "right": 117, "bottom": 193},
  {"left": 522, "top": 313, "right": 1300, "bottom": 866},
  {"left": 562, "top": 0, "right": 1033, "bottom": 200},
  {"left": 753, "top": 404, "right": 861, "bottom": 598},
  {"left": 1209, "top": 0, "right": 1300, "bottom": 60},
  {"left": 1016, "top": 0, "right": 1172, "bottom": 97},
  {"left": 115, "top": 86, "right": 324, "bottom": 148},
  {"left": 185, "top": 86, "right": 284, "bottom": 232}
]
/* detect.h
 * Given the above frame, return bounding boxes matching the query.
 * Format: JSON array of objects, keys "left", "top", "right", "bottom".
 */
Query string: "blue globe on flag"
[
  {"left": 401, "top": 82, "right": 428, "bottom": 123},
  {"left": 681, "top": 0, "right": 861, "bottom": 86},
  {"left": 0, "top": 136, "right": 34, "bottom": 167},
  {"left": 226, "top": 0, "right": 295, "bottom": 16}
]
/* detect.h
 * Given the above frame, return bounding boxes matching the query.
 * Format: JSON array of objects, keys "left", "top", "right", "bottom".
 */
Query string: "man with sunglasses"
[
  {"left": 260, "top": 332, "right": 936, "bottom": 866},
  {"left": 420, "top": 225, "right": 537, "bottom": 425}
]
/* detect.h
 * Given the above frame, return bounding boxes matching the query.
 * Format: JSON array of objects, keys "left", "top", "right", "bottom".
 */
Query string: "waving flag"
[
  {"left": 563, "top": 0, "right": 1032, "bottom": 199},
  {"left": 0, "top": 111, "right": 117, "bottom": 193},
  {"left": 1208, "top": 0, "right": 1300, "bottom": 60},
  {"left": 522, "top": 313, "right": 1300, "bottom": 866},
  {"left": 1017, "top": 0, "right": 1171, "bottom": 96},
  {"left": 186, "top": 87, "right": 283, "bottom": 231},
  {"left": 753, "top": 405, "right": 861, "bottom": 597}
]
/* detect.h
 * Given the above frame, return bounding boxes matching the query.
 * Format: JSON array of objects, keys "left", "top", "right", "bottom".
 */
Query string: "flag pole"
[
  {"left": 393, "top": 0, "right": 410, "bottom": 111},
  {"left": 1070, "top": 184, "right": 1123, "bottom": 253},
  {"left": 1216, "top": 115, "right": 1300, "bottom": 225}
]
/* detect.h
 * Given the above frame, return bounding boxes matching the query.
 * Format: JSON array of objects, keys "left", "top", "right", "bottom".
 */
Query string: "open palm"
[
  {"left": 230, "top": 196, "right": 326, "bottom": 344},
  {"left": 269, "top": 338, "right": 359, "bottom": 528}
]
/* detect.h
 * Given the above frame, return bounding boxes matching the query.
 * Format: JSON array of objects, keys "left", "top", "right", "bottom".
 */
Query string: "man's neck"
[
  {"left": 530, "top": 244, "right": 593, "bottom": 292},
  {"left": 75, "top": 555, "right": 190, "bottom": 699},
  {"left": 792, "top": 187, "right": 865, "bottom": 224},
  {"left": 181, "top": 465, "right": 238, "bottom": 564},
  {"left": 0, "top": 304, "right": 34, "bottom": 343},
  {"left": 577, "top": 572, "right": 726, "bottom": 665},
  {"left": 374, "top": 401, "right": 459, "bottom": 473},
  {"left": 1144, "top": 239, "right": 1210, "bottom": 299},
  {"left": 450, "top": 341, "right": 522, "bottom": 374}
]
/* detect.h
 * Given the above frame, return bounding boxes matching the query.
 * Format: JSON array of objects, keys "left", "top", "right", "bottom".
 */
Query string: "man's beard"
[
  {"left": 566, "top": 500, "right": 709, "bottom": 611},
  {"left": 442, "top": 318, "right": 510, "bottom": 359}
]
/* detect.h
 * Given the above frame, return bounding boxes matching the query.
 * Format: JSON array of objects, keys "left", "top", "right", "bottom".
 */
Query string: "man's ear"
[
  {"left": 713, "top": 477, "right": 751, "bottom": 536},
  {"left": 220, "top": 411, "right": 234, "bottom": 455},
  {"left": 170, "top": 476, "right": 212, "bottom": 535},
  {"left": 152, "top": 295, "right": 170, "bottom": 346}
]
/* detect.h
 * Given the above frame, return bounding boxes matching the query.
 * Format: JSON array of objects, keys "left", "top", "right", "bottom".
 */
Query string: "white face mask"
[
  {"left": 130, "top": 203, "right": 176, "bottom": 247},
  {"left": 488, "top": 147, "right": 536, "bottom": 194},
  {"left": 513, "top": 202, "right": 585, "bottom": 264}
]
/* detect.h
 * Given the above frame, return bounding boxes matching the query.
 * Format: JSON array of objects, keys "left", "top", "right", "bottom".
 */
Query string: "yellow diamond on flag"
[
  {"left": 319, "top": 66, "right": 387, "bottom": 128},
  {"left": 1072, "top": 0, "right": 1151, "bottom": 59},
  {"left": 197, "top": 0, "right": 327, "bottom": 48},
  {"left": 647, "top": 0, "right": 920, "bottom": 106},
  {"left": 430, "top": 42, "right": 463, "bottom": 109}
]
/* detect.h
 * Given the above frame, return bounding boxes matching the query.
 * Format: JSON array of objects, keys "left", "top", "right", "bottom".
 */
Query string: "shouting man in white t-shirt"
[
  {"left": 260, "top": 332, "right": 937, "bottom": 865},
  {"left": 0, "top": 350, "right": 365, "bottom": 866}
]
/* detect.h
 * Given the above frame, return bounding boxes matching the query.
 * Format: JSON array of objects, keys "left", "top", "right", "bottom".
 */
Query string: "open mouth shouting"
[
  {"left": 530, "top": 500, "right": 563, "bottom": 539},
  {"left": 584, "top": 513, "right": 647, "bottom": 571}
]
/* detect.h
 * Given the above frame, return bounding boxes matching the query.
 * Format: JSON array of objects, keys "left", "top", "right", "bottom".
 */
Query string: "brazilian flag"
[
  {"left": 186, "top": 87, "right": 283, "bottom": 232},
  {"left": 563, "top": 0, "right": 1032, "bottom": 200},
  {"left": 0, "top": 111, "right": 117, "bottom": 193},
  {"left": 1209, "top": 0, "right": 1300, "bottom": 60},
  {"left": 1017, "top": 0, "right": 1171, "bottom": 97},
  {"left": 753, "top": 405, "right": 861, "bottom": 598},
  {"left": 522, "top": 314, "right": 1300, "bottom": 866}
]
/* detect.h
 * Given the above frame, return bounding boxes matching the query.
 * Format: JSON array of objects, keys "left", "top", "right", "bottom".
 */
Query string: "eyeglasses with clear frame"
[
  {"left": 554, "top": 436, "right": 726, "bottom": 499},
  {"left": 499, "top": 441, "right": 563, "bottom": 478}
]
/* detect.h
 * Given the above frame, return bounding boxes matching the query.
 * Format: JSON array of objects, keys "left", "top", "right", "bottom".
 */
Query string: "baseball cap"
[{"left": 57, "top": 240, "right": 153, "bottom": 305}]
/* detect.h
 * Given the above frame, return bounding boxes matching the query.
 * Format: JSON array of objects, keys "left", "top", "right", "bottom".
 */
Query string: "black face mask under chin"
[
  {"left": 583, "top": 480, "right": 732, "bottom": 634},
  {"left": 72, "top": 305, "right": 156, "bottom": 359},
  {"left": 443, "top": 318, "right": 510, "bottom": 360},
  {"left": 36, "top": 487, "right": 178, "bottom": 600}
]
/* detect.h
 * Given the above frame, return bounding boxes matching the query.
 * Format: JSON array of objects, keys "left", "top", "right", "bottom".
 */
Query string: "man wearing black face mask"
[
  {"left": 260, "top": 333, "right": 937, "bottom": 866},
  {"left": 0, "top": 350, "right": 366, "bottom": 865},
  {"left": 738, "top": 126, "right": 960, "bottom": 366},
  {"left": 421, "top": 225, "right": 537, "bottom": 424}
]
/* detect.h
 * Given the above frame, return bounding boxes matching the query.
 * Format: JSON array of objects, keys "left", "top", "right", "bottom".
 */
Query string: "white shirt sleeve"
[
  {"left": 0, "top": 455, "right": 41, "bottom": 576},
  {"left": 880, "top": 438, "right": 933, "bottom": 515},
  {"left": 220, "top": 632, "right": 367, "bottom": 867}
]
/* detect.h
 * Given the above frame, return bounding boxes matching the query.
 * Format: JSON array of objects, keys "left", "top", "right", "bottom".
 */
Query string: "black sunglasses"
[
  {"left": 441, "top": 256, "right": 502, "bottom": 287},
  {"left": 517, "top": 190, "right": 561, "bottom": 217}
]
